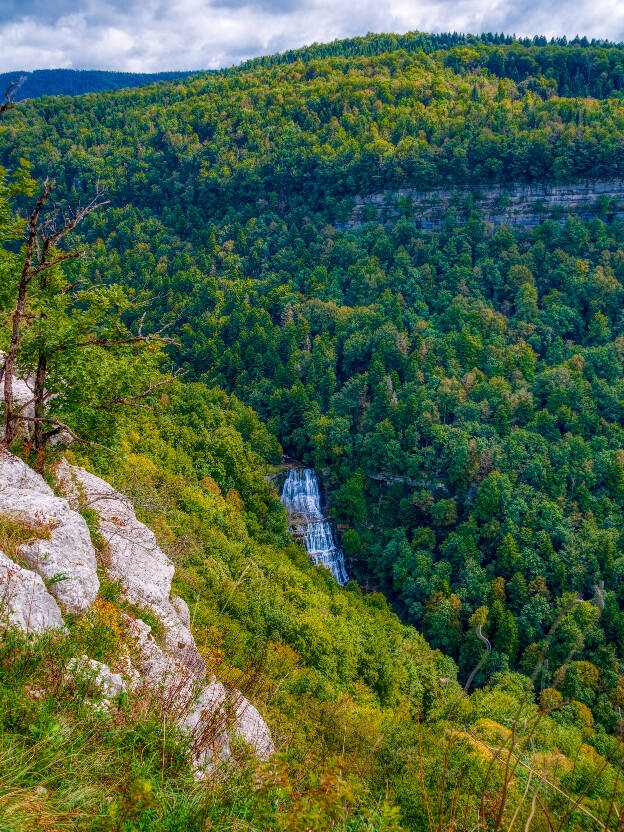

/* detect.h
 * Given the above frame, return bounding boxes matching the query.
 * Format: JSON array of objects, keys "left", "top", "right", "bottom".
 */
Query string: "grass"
[
  {"left": 2, "top": 442, "right": 621, "bottom": 829},
  {"left": 0, "top": 621, "right": 417, "bottom": 832},
  {"left": 96, "top": 575, "right": 165, "bottom": 646},
  {"left": 1, "top": 571, "right": 623, "bottom": 830},
  {"left": 0, "top": 516, "right": 51, "bottom": 567},
  {"left": 80, "top": 508, "right": 108, "bottom": 559},
  {"left": 67, "top": 441, "right": 624, "bottom": 832},
  {"left": 0, "top": 627, "right": 201, "bottom": 832}
]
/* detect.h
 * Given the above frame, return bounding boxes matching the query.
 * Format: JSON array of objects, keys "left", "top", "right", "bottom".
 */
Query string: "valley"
[{"left": 2, "top": 29, "right": 624, "bottom": 830}]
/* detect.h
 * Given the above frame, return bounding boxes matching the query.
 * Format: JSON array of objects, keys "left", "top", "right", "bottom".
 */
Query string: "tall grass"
[
  {"left": 397, "top": 593, "right": 624, "bottom": 832},
  {"left": 1, "top": 606, "right": 623, "bottom": 831}
]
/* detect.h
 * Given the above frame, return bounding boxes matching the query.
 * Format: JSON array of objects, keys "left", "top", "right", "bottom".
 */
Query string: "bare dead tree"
[
  {"left": 2, "top": 179, "right": 108, "bottom": 446},
  {"left": 0, "top": 79, "right": 22, "bottom": 117}
]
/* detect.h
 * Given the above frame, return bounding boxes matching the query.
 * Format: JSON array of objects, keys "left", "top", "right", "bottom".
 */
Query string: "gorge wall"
[{"left": 339, "top": 180, "right": 624, "bottom": 231}]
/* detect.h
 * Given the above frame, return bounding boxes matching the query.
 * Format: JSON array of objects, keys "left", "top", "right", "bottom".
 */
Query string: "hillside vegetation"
[
  {"left": 1, "top": 31, "right": 624, "bottom": 830},
  {"left": 4, "top": 383, "right": 623, "bottom": 830},
  {"left": 0, "top": 69, "right": 202, "bottom": 101}
]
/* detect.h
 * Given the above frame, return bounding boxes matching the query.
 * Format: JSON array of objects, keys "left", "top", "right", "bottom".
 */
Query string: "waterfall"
[{"left": 281, "top": 468, "right": 349, "bottom": 585}]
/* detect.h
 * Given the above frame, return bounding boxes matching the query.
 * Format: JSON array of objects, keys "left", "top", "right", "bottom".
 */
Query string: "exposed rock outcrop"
[
  {"left": 0, "top": 451, "right": 99, "bottom": 613},
  {"left": 124, "top": 614, "right": 274, "bottom": 766},
  {"left": 182, "top": 678, "right": 275, "bottom": 770},
  {"left": 0, "top": 447, "right": 274, "bottom": 772},
  {"left": 0, "top": 449, "right": 52, "bottom": 497},
  {"left": 0, "top": 549, "right": 66, "bottom": 632},
  {"left": 231, "top": 691, "right": 276, "bottom": 760},
  {"left": 54, "top": 459, "right": 204, "bottom": 678},
  {"left": 340, "top": 179, "right": 624, "bottom": 231},
  {"left": 69, "top": 654, "right": 127, "bottom": 698},
  {"left": 53, "top": 457, "right": 275, "bottom": 768}
]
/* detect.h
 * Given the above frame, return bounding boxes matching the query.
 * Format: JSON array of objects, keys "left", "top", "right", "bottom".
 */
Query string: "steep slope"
[
  {"left": 3, "top": 32, "right": 624, "bottom": 829},
  {"left": 0, "top": 445, "right": 273, "bottom": 770},
  {"left": 0, "top": 380, "right": 623, "bottom": 829},
  {"left": 3, "top": 33, "right": 624, "bottom": 730}
]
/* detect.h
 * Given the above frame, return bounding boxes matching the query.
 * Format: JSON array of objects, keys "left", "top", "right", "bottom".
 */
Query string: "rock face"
[
  {"left": 55, "top": 459, "right": 204, "bottom": 678},
  {"left": 69, "top": 655, "right": 127, "bottom": 698},
  {"left": 232, "top": 692, "right": 276, "bottom": 760},
  {"left": 0, "top": 452, "right": 99, "bottom": 613},
  {"left": 181, "top": 679, "right": 274, "bottom": 769},
  {"left": 0, "top": 450, "right": 52, "bottom": 497},
  {"left": 340, "top": 179, "right": 624, "bottom": 231},
  {"left": 0, "top": 374, "right": 36, "bottom": 442},
  {"left": 54, "top": 457, "right": 275, "bottom": 768},
  {"left": 0, "top": 447, "right": 274, "bottom": 771},
  {"left": 0, "top": 549, "right": 66, "bottom": 633},
  {"left": 123, "top": 614, "right": 274, "bottom": 766}
]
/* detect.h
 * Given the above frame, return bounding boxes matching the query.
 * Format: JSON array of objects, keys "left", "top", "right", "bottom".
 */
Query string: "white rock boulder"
[
  {"left": 0, "top": 493, "right": 98, "bottom": 614},
  {"left": 68, "top": 655, "right": 126, "bottom": 698},
  {"left": 55, "top": 459, "right": 204, "bottom": 677},
  {"left": 0, "top": 550, "right": 65, "bottom": 633},
  {"left": 0, "top": 450, "right": 52, "bottom": 497},
  {"left": 0, "top": 452, "right": 99, "bottom": 613},
  {"left": 54, "top": 458, "right": 274, "bottom": 769},
  {"left": 0, "top": 448, "right": 274, "bottom": 770},
  {"left": 233, "top": 694, "right": 275, "bottom": 760},
  {"left": 124, "top": 613, "right": 274, "bottom": 770}
]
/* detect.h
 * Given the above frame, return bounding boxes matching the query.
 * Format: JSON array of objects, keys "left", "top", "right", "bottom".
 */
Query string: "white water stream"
[{"left": 281, "top": 468, "right": 349, "bottom": 585}]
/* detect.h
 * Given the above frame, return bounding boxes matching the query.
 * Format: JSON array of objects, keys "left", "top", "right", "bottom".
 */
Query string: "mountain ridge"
[{"left": 0, "top": 68, "right": 205, "bottom": 100}]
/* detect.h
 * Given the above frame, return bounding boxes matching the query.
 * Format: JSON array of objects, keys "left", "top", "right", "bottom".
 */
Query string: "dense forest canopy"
[
  {"left": 3, "top": 31, "right": 624, "bottom": 755},
  {"left": 0, "top": 69, "right": 202, "bottom": 100},
  {"left": 238, "top": 30, "right": 624, "bottom": 99}
]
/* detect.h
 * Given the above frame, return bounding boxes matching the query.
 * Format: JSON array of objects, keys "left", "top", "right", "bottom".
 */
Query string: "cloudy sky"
[{"left": 1, "top": 0, "right": 623, "bottom": 73}]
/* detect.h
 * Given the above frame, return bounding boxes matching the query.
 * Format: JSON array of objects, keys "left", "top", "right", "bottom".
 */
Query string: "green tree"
[{"left": 333, "top": 471, "right": 366, "bottom": 525}]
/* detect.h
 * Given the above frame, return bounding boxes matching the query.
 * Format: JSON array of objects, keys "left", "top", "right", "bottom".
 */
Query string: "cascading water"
[{"left": 281, "top": 468, "right": 349, "bottom": 585}]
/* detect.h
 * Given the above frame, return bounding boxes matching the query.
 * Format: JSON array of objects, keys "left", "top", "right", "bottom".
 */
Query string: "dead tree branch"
[
  {"left": 93, "top": 371, "right": 186, "bottom": 410},
  {"left": 2, "top": 179, "right": 107, "bottom": 446},
  {"left": 0, "top": 79, "right": 22, "bottom": 117}
]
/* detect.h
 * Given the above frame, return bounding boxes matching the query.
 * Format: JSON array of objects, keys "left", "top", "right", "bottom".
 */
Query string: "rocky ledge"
[
  {"left": 340, "top": 179, "right": 624, "bottom": 230},
  {"left": 0, "top": 449, "right": 274, "bottom": 772}
]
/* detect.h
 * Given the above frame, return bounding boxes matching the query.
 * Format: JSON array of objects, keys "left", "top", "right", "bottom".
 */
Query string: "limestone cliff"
[
  {"left": 341, "top": 180, "right": 624, "bottom": 230},
  {"left": 0, "top": 449, "right": 274, "bottom": 773}
]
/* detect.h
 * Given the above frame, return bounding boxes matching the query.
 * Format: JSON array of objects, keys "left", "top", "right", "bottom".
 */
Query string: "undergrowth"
[{"left": 0, "top": 516, "right": 51, "bottom": 567}]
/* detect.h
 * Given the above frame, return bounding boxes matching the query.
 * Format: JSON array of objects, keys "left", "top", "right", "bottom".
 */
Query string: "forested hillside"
[
  {"left": 0, "top": 69, "right": 202, "bottom": 100},
  {"left": 3, "top": 31, "right": 624, "bottom": 829}
]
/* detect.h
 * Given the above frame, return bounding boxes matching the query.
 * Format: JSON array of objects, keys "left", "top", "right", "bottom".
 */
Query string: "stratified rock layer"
[{"left": 341, "top": 179, "right": 624, "bottom": 231}]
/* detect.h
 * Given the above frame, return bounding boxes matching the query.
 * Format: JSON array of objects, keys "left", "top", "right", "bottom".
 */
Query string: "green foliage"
[
  {"left": 0, "top": 68, "right": 201, "bottom": 101},
  {"left": 6, "top": 76, "right": 623, "bottom": 722},
  {"left": 3, "top": 30, "right": 624, "bottom": 828},
  {"left": 68, "top": 381, "right": 624, "bottom": 831},
  {"left": 0, "top": 626, "right": 199, "bottom": 831}
]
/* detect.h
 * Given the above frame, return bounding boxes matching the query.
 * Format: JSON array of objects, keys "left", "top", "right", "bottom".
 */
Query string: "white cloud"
[{"left": 0, "top": 0, "right": 623, "bottom": 73}]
